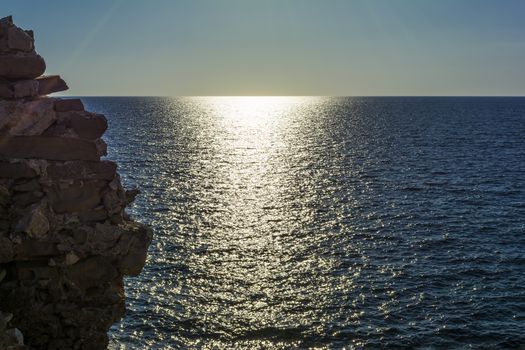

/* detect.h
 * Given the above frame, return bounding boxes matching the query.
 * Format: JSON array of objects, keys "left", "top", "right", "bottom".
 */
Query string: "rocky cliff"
[{"left": 0, "top": 16, "right": 152, "bottom": 350}]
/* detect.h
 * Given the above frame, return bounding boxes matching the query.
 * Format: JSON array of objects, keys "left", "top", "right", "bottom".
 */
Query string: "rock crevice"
[{"left": 0, "top": 16, "right": 152, "bottom": 350}]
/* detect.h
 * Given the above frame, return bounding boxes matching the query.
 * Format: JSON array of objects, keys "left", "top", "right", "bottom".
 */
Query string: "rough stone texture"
[
  {"left": 7, "top": 26, "right": 34, "bottom": 52},
  {"left": 0, "top": 136, "right": 104, "bottom": 161},
  {"left": 36, "top": 76, "right": 68, "bottom": 96},
  {"left": 47, "top": 160, "right": 117, "bottom": 180},
  {"left": 0, "top": 79, "right": 39, "bottom": 100},
  {"left": 0, "top": 15, "right": 34, "bottom": 54},
  {"left": 0, "top": 162, "right": 37, "bottom": 179},
  {"left": 12, "top": 80, "right": 39, "bottom": 99},
  {"left": 0, "top": 53, "right": 46, "bottom": 80},
  {"left": 0, "top": 16, "right": 152, "bottom": 350},
  {"left": 0, "top": 99, "right": 56, "bottom": 136},
  {"left": 54, "top": 99, "right": 84, "bottom": 113},
  {"left": 57, "top": 111, "right": 108, "bottom": 140},
  {"left": 0, "top": 309, "right": 28, "bottom": 350}
]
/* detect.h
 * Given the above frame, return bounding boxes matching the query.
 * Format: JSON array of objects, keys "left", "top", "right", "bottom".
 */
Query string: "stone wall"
[{"left": 0, "top": 16, "right": 152, "bottom": 350}]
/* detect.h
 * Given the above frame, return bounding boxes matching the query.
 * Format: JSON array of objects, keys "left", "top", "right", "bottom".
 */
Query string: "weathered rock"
[
  {"left": 0, "top": 16, "right": 34, "bottom": 53},
  {"left": 0, "top": 78, "right": 39, "bottom": 100},
  {"left": 41, "top": 122, "right": 77, "bottom": 138},
  {"left": 46, "top": 180, "right": 106, "bottom": 213},
  {"left": 0, "top": 136, "right": 104, "bottom": 161},
  {"left": 117, "top": 223, "right": 152, "bottom": 275},
  {"left": 0, "top": 98, "right": 56, "bottom": 136},
  {"left": 0, "top": 162, "right": 37, "bottom": 178},
  {"left": 11, "top": 190, "right": 43, "bottom": 208},
  {"left": 57, "top": 111, "right": 108, "bottom": 140},
  {"left": 36, "top": 75, "right": 68, "bottom": 96},
  {"left": 79, "top": 207, "right": 108, "bottom": 222},
  {"left": 47, "top": 160, "right": 117, "bottom": 180},
  {"left": 0, "top": 53, "right": 46, "bottom": 80},
  {"left": 95, "top": 138, "right": 108, "bottom": 156},
  {"left": 0, "top": 81, "right": 13, "bottom": 99},
  {"left": 12, "top": 79, "right": 39, "bottom": 99},
  {"left": 15, "top": 240, "right": 59, "bottom": 259},
  {"left": 66, "top": 256, "right": 119, "bottom": 291},
  {"left": 0, "top": 237, "right": 14, "bottom": 263},
  {"left": 0, "top": 16, "right": 152, "bottom": 350},
  {"left": 7, "top": 25, "right": 34, "bottom": 52},
  {"left": 0, "top": 310, "right": 27, "bottom": 349},
  {"left": 0, "top": 184, "right": 10, "bottom": 205},
  {"left": 125, "top": 188, "right": 140, "bottom": 205},
  {"left": 54, "top": 98, "right": 84, "bottom": 112},
  {"left": 15, "top": 204, "right": 50, "bottom": 238},
  {"left": 65, "top": 252, "right": 80, "bottom": 265},
  {"left": 11, "top": 179, "right": 40, "bottom": 192},
  {"left": 5, "top": 328, "right": 24, "bottom": 345},
  {"left": 103, "top": 190, "right": 125, "bottom": 215}
]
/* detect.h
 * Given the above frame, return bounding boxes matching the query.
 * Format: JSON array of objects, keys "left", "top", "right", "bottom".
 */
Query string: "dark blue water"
[{"left": 83, "top": 97, "right": 525, "bottom": 349}]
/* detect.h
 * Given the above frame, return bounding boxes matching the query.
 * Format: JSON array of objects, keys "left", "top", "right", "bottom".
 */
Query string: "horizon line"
[{"left": 58, "top": 95, "right": 525, "bottom": 98}]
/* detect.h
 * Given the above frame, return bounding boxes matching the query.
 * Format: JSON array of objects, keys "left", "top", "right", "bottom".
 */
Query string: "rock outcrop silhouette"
[{"left": 0, "top": 16, "right": 152, "bottom": 350}]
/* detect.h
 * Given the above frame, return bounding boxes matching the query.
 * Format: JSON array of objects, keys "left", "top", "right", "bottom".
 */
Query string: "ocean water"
[{"left": 82, "top": 97, "right": 525, "bottom": 349}]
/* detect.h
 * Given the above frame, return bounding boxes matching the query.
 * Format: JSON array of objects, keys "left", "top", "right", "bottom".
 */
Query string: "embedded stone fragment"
[
  {"left": 54, "top": 98, "right": 84, "bottom": 112},
  {"left": 0, "top": 53, "right": 46, "bottom": 79},
  {"left": 47, "top": 160, "right": 117, "bottom": 180},
  {"left": 0, "top": 136, "right": 104, "bottom": 161},
  {"left": 57, "top": 111, "right": 108, "bottom": 140},
  {"left": 15, "top": 204, "right": 50, "bottom": 238},
  {"left": 36, "top": 75, "right": 68, "bottom": 96},
  {"left": 65, "top": 252, "right": 80, "bottom": 266}
]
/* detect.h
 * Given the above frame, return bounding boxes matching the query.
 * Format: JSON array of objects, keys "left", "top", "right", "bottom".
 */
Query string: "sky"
[{"left": 3, "top": 0, "right": 525, "bottom": 96}]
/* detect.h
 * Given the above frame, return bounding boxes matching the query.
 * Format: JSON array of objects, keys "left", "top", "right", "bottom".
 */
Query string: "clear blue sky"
[{"left": 4, "top": 0, "right": 525, "bottom": 96}]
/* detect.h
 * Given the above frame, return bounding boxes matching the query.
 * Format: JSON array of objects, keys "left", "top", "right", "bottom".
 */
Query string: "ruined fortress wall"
[{"left": 0, "top": 16, "right": 152, "bottom": 350}]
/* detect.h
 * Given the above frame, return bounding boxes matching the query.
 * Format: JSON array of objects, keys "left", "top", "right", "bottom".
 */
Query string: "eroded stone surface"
[
  {"left": 0, "top": 136, "right": 104, "bottom": 161},
  {"left": 36, "top": 75, "right": 68, "bottom": 96},
  {"left": 0, "top": 98, "right": 56, "bottom": 136},
  {"left": 54, "top": 99, "right": 84, "bottom": 112},
  {"left": 0, "top": 53, "right": 46, "bottom": 80},
  {"left": 57, "top": 111, "right": 108, "bottom": 140}
]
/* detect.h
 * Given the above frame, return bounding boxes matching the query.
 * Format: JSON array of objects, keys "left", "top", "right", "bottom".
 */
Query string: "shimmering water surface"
[{"left": 83, "top": 97, "right": 525, "bottom": 349}]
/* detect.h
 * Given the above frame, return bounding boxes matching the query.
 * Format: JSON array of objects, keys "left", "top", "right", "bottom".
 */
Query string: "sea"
[{"left": 81, "top": 97, "right": 525, "bottom": 349}]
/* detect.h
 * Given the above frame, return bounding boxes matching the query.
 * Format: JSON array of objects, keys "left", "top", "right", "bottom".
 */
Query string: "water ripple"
[{"left": 82, "top": 97, "right": 525, "bottom": 349}]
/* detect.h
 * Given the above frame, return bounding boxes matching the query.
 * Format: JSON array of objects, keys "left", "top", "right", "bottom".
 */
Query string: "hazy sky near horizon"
[{"left": 4, "top": 0, "right": 525, "bottom": 96}]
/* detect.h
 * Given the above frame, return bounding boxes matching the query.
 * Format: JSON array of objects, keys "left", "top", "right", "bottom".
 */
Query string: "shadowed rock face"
[{"left": 0, "top": 16, "right": 152, "bottom": 350}]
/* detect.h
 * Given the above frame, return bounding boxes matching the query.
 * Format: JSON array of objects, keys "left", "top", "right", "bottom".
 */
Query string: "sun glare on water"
[{"left": 191, "top": 96, "right": 314, "bottom": 127}]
